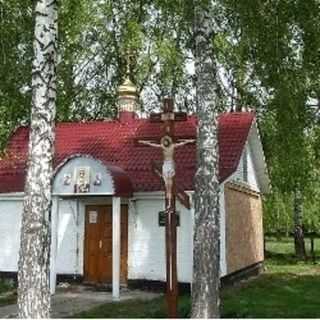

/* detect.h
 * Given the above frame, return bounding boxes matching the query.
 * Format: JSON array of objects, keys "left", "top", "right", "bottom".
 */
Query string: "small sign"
[
  {"left": 158, "top": 211, "right": 180, "bottom": 227},
  {"left": 89, "top": 211, "right": 98, "bottom": 224}
]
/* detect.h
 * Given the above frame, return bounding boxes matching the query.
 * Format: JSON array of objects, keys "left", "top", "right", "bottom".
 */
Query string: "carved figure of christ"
[{"left": 139, "top": 135, "right": 195, "bottom": 209}]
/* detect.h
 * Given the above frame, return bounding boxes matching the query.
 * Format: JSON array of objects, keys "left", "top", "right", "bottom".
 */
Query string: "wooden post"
[
  {"left": 139, "top": 98, "right": 194, "bottom": 318},
  {"left": 165, "top": 184, "right": 178, "bottom": 318},
  {"left": 162, "top": 99, "right": 178, "bottom": 318}
]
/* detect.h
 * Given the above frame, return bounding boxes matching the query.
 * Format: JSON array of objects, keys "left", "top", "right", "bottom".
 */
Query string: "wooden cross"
[{"left": 139, "top": 98, "right": 194, "bottom": 318}]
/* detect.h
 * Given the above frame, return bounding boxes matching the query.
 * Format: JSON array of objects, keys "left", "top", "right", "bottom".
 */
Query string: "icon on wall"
[
  {"left": 63, "top": 173, "right": 72, "bottom": 186},
  {"left": 93, "top": 173, "right": 102, "bottom": 186},
  {"left": 74, "top": 167, "right": 90, "bottom": 193}
]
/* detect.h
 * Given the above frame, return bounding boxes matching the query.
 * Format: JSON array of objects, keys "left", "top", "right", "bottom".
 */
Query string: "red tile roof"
[{"left": 0, "top": 112, "right": 255, "bottom": 194}]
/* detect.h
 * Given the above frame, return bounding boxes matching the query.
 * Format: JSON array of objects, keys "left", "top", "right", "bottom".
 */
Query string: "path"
[{"left": 0, "top": 286, "right": 160, "bottom": 318}]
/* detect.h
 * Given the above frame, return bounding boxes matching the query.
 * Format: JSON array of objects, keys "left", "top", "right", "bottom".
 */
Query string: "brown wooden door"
[{"left": 84, "top": 205, "right": 128, "bottom": 284}]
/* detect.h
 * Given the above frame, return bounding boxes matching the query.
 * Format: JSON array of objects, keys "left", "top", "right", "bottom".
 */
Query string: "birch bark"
[
  {"left": 191, "top": 0, "right": 220, "bottom": 318},
  {"left": 17, "top": 0, "right": 58, "bottom": 318}
]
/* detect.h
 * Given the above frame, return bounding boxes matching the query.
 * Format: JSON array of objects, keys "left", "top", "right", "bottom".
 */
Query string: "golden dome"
[{"left": 118, "top": 77, "right": 138, "bottom": 96}]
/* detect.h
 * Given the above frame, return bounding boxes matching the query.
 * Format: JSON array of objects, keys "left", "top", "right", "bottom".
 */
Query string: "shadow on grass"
[
  {"left": 222, "top": 272, "right": 320, "bottom": 318},
  {"left": 73, "top": 270, "right": 320, "bottom": 319},
  {"left": 72, "top": 295, "right": 191, "bottom": 319},
  {"left": 0, "top": 293, "right": 16, "bottom": 307},
  {"left": 265, "top": 251, "right": 298, "bottom": 263},
  {"left": 71, "top": 245, "right": 320, "bottom": 319}
]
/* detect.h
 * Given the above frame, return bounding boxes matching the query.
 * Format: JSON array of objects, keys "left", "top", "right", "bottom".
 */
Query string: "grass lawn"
[
  {"left": 0, "top": 294, "right": 16, "bottom": 307},
  {"left": 74, "top": 237, "right": 320, "bottom": 318},
  {"left": 0, "top": 280, "right": 16, "bottom": 306}
]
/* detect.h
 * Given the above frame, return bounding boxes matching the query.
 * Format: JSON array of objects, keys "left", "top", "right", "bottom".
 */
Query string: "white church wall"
[
  {"left": 0, "top": 197, "right": 85, "bottom": 275},
  {"left": 53, "top": 156, "right": 115, "bottom": 195},
  {"left": 0, "top": 188, "right": 227, "bottom": 280},
  {"left": 233, "top": 152, "right": 244, "bottom": 181},
  {"left": 55, "top": 199, "right": 84, "bottom": 275},
  {"left": 55, "top": 197, "right": 123, "bottom": 277},
  {"left": 247, "top": 145, "right": 260, "bottom": 192},
  {"left": 128, "top": 188, "right": 227, "bottom": 282},
  {"left": 128, "top": 193, "right": 193, "bottom": 283},
  {"left": 231, "top": 143, "right": 260, "bottom": 193},
  {"left": 0, "top": 200, "right": 23, "bottom": 272}
]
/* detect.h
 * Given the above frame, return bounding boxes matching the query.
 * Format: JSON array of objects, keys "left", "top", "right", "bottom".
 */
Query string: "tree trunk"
[
  {"left": 17, "top": 0, "right": 58, "bottom": 318},
  {"left": 191, "top": 1, "right": 220, "bottom": 318},
  {"left": 293, "top": 189, "right": 306, "bottom": 260}
]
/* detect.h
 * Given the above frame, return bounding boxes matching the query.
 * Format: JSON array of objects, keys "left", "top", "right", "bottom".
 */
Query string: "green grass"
[
  {"left": 266, "top": 236, "right": 320, "bottom": 257},
  {"left": 223, "top": 238, "right": 320, "bottom": 318},
  {"left": 0, "top": 279, "right": 16, "bottom": 306},
  {"left": 0, "top": 280, "right": 13, "bottom": 295},
  {"left": 0, "top": 294, "right": 16, "bottom": 307},
  {"left": 74, "top": 295, "right": 191, "bottom": 319},
  {"left": 222, "top": 261, "right": 320, "bottom": 318},
  {"left": 73, "top": 237, "right": 320, "bottom": 318}
]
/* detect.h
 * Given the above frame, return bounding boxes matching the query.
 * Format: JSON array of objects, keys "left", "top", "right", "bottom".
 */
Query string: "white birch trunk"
[
  {"left": 191, "top": 1, "right": 220, "bottom": 318},
  {"left": 17, "top": 0, "right": 58, "bottom": 318}
]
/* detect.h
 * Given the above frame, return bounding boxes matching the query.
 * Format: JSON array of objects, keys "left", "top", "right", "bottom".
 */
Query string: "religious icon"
[
  {"left": 74, "top": 167, "right": 90, "bottom": 193},
  {"left": 139, "top": 135, "right": 194, "bottom": 209},
  {"left": 93, "top": 173, "right": 102, "bottom": 186},
  {"left": 141, "top": 99, "right": 191, "bottom": 318},
  {"left": 63, "top": 173, "right": 72, "bottom": 186}
]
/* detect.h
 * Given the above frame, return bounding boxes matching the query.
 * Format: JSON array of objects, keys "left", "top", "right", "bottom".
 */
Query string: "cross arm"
[
  {"left": 174, "top": 139, "right": 196, "bottom": 147},
  {"left": 139, "top": 140, "right": 162, "bottom": 148}
]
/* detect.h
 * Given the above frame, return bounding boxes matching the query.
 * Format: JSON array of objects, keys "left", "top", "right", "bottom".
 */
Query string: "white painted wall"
[
  {"left": 247, "top": 145, "right": 260, "bottom": 192},
  {"left": 55, "top": 199, "right": 85, "bottom": 275},
  {"left": 233, "top": 152, "right": 244, "bottom": 181},
  {"left": 0, "top": 200, "right": 23, "bottom": 271},
  {"left": 56, "top": 191, "right": 227, "bottom": 283},
  {"left": 0, "top": 192, "right": 227, "bottom": 281},
  {"left": 53, "top": 156, "right": 115, "bottom": 195},
  {"left": 128, "top": 194, "right": 193, "bottom": 283},
  {"left": 128, "top": 189, "right": 227, "bottom": 283},
  {"left": 231, "top": 144, "right": 260, "bottom": 193},
  {"left": 55, "top": 196, "right": 116, "bottom": 276}
]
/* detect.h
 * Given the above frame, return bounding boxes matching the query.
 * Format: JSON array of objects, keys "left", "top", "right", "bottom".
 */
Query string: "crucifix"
[{"left": 139, "top": 98, "right": 195, "bottom": 318}]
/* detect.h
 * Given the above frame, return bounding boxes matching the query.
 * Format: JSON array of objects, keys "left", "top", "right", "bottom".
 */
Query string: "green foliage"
[
  {"left": 55, "top": 0, "right": 196, "bottom": 116},
  {"left": 0, "top": 0, "right": 198, "bottom": 151},
  {"left": 264, "top": 185, "right": 320, "bottom": 235},
  {"left": 220, "top": 0, "right": 320, "bottom": 236},
  {"left": 0, "top": 0, "right": 33, "bottom": 149},
  {"left": 0, "top": 279, "right": 15, "bottom": 295}
]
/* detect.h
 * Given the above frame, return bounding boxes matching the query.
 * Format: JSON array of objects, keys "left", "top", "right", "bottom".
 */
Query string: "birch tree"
[
  {"left": 17, "top": 0, "right": 58, "bottom": 318},
  {"left": 192, "top": 0, "right": 220, "bottom": 317}
]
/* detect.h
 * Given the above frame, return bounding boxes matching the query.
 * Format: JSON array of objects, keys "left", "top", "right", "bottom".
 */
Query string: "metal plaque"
[
  {"left": 89, "top": 211, "right": 98, "bottom": 224},
  {"left": 158, "top": 211, "right": 180, "bottom": 227}
]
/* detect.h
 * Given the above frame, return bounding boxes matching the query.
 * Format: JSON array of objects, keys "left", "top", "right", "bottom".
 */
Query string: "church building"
[{"left": 0, "top": 75, "right": 269, "bottom": 299}]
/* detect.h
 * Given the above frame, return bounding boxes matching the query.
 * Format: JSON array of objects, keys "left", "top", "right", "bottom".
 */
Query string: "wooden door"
[{"left": 84, "top": 205, "right": 128, "bottom": 284}]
